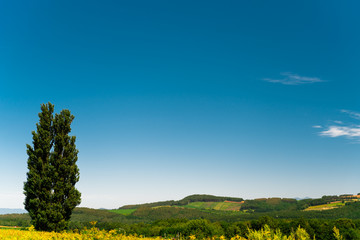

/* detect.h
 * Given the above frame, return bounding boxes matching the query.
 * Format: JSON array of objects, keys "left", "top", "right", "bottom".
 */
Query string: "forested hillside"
[{"left": 118, "top": 194, "right": 360, "bottom": 215}]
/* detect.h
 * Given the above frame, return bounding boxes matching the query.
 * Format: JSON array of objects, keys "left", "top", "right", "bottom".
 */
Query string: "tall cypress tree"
[{"left": 24, "top": 103, "right": 81, "bottom": 232}]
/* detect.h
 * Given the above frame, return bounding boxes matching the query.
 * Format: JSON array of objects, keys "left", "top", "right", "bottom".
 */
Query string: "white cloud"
[
  {"left": 312, "top": 125, "right": 322, "bottom": 128},
  {"left": 263, "top": 72, "right": 324, "bottom": 85},
  {"left": 341, "top": 109, "right": 360, "bottom": 120},
  {"left": 316, "top": 109, "right": 360, "bottom": 142},
  {"left": 320, "top": 126, "right": 360, "bottom": 138}
]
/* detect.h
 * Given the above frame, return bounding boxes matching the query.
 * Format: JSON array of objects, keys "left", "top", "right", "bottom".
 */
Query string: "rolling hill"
[
  {"left": 119, "top": 194, "right": 244, "bottom": 210},
  {"left": 112, "top": 193, "right": 360, "bottom": 221},
  {"left": 1, "top": 193, "right": 360, "bottom": 229}
]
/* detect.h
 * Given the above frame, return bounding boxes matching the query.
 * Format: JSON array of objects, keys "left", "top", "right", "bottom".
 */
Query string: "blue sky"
[{"left": 0, "top": 0, "right": 359, "bottom": 209}]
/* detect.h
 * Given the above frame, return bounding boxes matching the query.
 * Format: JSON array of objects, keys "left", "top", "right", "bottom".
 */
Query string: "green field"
[
  {"left": 183, "top": 201, "right": 243, "bottom": 211},
  {"left": 304, "top": 201, "right": 345, "bottom": 211},
  {"left": 109, "top": 208, "right": 137, "bottom": 215}
]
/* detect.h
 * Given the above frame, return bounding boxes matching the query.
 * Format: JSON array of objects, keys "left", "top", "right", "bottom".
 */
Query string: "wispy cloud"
[
  {"left": 316, "top": 110, "right": 360, "bottom": 142},
  {"left": 320, "top": 126, "right": 360, "bottom": 138},
  {"left": 263, "top": 72, "right": 324, "bottom": 85},
  {"left": 312, "top": 125, "right": 322, "bottom": 129},
  {"left": 341, "top": 109, "right": 360, "bottom": 120}
]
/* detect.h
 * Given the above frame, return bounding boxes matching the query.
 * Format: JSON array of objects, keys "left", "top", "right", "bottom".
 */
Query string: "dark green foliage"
[
  {"left": 182, "top": 219, "right": 224, "bottom": 238},
  {"left": 121, "top": 218, "right": 360, "bottom": 240},
  {"left": 241, "top": 198, "right": 299, "bottom": 212},
  {"left": 24, "top": 103, "right": 81, "bottom": 232},
  {"left": 131, "top": 206, "right": 215, "bottom": 221}
]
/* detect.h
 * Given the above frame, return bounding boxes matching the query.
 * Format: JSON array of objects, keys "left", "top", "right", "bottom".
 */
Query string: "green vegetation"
[
  {"left": 0, "top": 214, "right": 30, "bottom": 227},
  {"left": 1, "top": 194, "right": 360, "bottom": 239},
  {"left": 305, "top": 201, "right": 345, "bottom": 211},
  {"left": 3, "top": 209, "right": 360, "bottom": 239},
  {"left": 109, "top": 209, "right": 136, "bottom": 215},
  {"left": 24, "top": 103, "right": 81, "bottom": 232},
  {"left": 118, "top": 194, "right": 359, "bottom": 216},
  {"left": 119, "top": 201, "right": 360, "bottom": 222},
  {"left": 240, "top": 198, "right": 299, "bottom": 212},
  {"left": 119, "top": 194, "right": 244, "bottom": 209},
  {"left": 184, "top": 201, "right": 243, "bottom": 211}
]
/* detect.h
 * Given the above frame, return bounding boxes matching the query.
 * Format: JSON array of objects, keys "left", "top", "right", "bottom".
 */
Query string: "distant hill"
[
  {"left": 118, "top": 194, "right": 304, "bottom": 213},
  {"left": 184, "top": 200, "right": 244, "bottom": 211},
  {"left": 1, "top": 193, "right": 359, "bottom": 229},
  {"left": 119, "top": 194, "right": 360, "bottom": 212},
  {"left": 112, "top": 193, "right": 360, "bottom": 222},
  {"left": 119, "top": 194, "right": 244, "bottom": 209},
  {"left": 0, "top": 209, "right": 27, "bottom": 215}
]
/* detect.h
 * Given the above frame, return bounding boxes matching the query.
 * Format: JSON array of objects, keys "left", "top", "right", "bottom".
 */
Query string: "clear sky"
[{"left": 0, "top": 0, "right": 359, "bottom": 209}]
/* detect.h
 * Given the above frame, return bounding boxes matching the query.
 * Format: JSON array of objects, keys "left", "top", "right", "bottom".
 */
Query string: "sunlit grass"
[
  {"left": 0, "top": 224, "right": 343, "bottom": 240},
  {"left": 304, "top": 201, "right": 345, "bottom": 211}
]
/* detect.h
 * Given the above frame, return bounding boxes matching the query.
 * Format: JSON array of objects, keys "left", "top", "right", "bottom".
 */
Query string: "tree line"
[{"left": 70, "top": 217, "right": 360, "bottom": 240}]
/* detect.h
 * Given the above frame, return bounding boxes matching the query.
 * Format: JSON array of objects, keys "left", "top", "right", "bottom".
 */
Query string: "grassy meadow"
[
  {"left": 304, "top": 201, "right": 345, "bottom": 211},
  {"left": 183, "top": 201, "right": 243, "bottom": 211}
]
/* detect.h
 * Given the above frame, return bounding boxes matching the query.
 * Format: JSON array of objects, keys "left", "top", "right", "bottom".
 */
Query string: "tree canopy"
[{"left": 24, "top": 102, "right": 81, "bottom": 231}]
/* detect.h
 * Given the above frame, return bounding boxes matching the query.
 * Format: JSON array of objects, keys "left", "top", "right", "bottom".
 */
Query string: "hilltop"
[
  {"left": 117, "top": 193, "right": 360, "bottom": 213},
  {"left": 107, "top": 193, "right": 360, "bottom": 222},
  {"left": 119, "top": 194, "right": 244, "bottom": 210}
]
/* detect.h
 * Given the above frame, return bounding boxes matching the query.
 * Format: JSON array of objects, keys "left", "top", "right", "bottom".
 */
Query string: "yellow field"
[
  {"left": 0, "top": 227, "right": 162, "bottom": 240},
  {"left": 0, "top": 225, "right": 342, "bottom": 240}
]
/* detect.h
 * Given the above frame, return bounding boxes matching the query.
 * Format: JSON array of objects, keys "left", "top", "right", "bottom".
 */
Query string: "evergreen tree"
[{"left": 24, "top": 103, "right": 81, "bottom": 231}]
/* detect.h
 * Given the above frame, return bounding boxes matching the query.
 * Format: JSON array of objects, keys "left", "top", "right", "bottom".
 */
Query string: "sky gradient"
[{"left": 0, "top": 0, "right": 359, "bottom": 209}]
